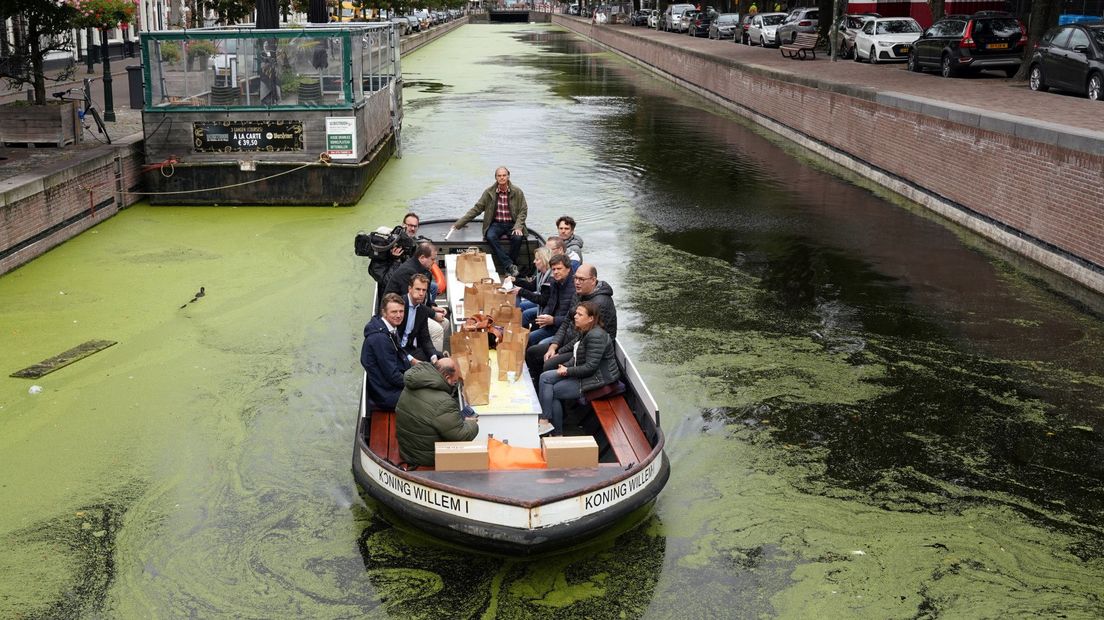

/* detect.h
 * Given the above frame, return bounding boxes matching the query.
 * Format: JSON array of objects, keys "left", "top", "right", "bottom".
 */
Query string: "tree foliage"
[
  {"left": 204, "top": 0, "right": 258, "bottom": 25},
  {"left": 0, "top": 0, "right": 80, "bottom": 104}
]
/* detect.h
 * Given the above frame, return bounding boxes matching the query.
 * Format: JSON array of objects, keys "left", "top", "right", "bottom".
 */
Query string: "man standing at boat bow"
[{"left": 451, "top": 166, "right": 528, "bottom": 277}]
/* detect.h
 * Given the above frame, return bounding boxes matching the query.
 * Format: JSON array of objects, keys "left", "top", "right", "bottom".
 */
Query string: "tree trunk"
[
  {"left": 1014, "top": 0, "right": 1060, "bottom": 80},
  {"left": 257, "top": 0, "right": 280, "bottom": 28},
  {"left": 928, "top": 0, "right": 945, "bottom": 22},
  {"left": 308, "top": 0, "right": 327, "bottom": 23},
  {"left": 28, "top": 16, "right": 45, "bottom": 105}
]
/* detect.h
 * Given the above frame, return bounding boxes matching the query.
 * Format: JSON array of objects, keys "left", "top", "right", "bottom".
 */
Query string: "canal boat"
[{"left": 351, "top": 219, "right": 669, "bottom": 554}]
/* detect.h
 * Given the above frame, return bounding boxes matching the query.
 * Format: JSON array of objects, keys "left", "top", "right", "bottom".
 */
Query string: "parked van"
[{"left": 661, "top": 3, "right": 694, "bottom": 31}]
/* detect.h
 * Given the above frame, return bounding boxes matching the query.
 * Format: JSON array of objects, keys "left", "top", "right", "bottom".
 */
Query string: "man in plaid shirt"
[{"left": 452, "top": 167, "right": 529, "bottom": 276}]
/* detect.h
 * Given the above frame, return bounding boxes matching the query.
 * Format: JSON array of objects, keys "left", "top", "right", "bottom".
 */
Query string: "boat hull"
[{"left": 352, "top": 420, "right": 670, "bottom": 554}]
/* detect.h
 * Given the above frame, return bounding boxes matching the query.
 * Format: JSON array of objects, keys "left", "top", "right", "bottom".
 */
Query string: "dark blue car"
[{"left": 1028, "top": 21, "right": 1104, "bottom": 101}]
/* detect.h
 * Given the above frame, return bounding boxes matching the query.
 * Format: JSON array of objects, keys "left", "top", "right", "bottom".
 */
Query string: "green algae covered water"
[{"left": 2, "top": 24, "right": 1104, "bottom": 618}]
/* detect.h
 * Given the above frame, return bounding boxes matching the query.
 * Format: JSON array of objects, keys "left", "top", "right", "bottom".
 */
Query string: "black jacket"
[
  {"left": 516, "top": 268, "right": 552, "bottom": 307},
  {"left": 541, "top": 271, "right": 576, "bottom": 330},
  {"left": 398, "top": 295, "right": 441, "bottom": 362},
  {"left": 383, "top": 255, "right": 429, "bottom": 301},
  {"left": 551, "top": 280, "right": 617, "bottom": 348},
  {"left": 359, "top": 316, "right": 410, "bottom": 409},
  {"left": 565, "top": 326, "right": 621, "bottom": 392}
]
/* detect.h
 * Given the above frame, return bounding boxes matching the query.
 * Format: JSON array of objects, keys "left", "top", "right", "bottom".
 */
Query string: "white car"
[
  {"left": 747, "top": 12, "right": 787, "bottom": 47},
  {"left": 854, "top": 17, "right": 922, "bottom": 63},
  {"left": 647, "top": 9, "right": 660, "bottom": 29}
]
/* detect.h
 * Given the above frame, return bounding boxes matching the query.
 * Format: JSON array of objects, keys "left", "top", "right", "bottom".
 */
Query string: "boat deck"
[{"left": 367, "top": 399, "right": 651, "bottom": 505}]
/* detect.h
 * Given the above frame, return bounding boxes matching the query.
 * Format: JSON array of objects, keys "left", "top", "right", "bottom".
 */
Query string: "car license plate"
[{"left": 988, "top": 42, "right": 1008, "bottom": 49}]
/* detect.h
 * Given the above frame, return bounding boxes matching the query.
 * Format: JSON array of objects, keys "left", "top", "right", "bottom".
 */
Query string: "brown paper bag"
[
  {"left": 462, "top": 357, "right": 491, "bottom": 405},
  {"left": 487, "top": 290, "right": 512, "bottom": 311},
  {"left": 465, "top": 330, "right": 490, "bottom": 364},
  {"left": 496, "top": 343, "right": 525, "bottom": 381},
  {"left": 500, "top": 324, "right": 530, "bottom": 345},
  {"left": 453, "top": 352, "right": 471, "bottom": 379},
  {"left": 456, "top": 249, "right": 490, "bottom": 283},
  {"left": 450, "top": 331, "right": 471, "bottom": 357},
  {"left": 463, "top": 284, "right": 483, "bottom": 317},
  {"left": 492, "top": 303, "right": 522, "bottom": 326}
]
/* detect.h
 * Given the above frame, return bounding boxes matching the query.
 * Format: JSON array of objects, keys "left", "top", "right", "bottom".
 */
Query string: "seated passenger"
[
  {"left": 527, "top": 253, "right": 574, "bottom": 346},
  {"left": 399, "top": 274, "right": 446, "bottom": 363},
  {"left": 360, "top": 293, "right": 412, "bottom": 410},
  {"left": 527, "top": 263, "right": 616, "bottom": 382},
  {"left": 505, "top": 246, "right": 553, "bottom": 329},
  {"left": 395, "top": 358, "right": 479, "bottom": 467},
  {"left": 556, "top": 215, "right": 584, "bottom": 269},
  {"left": 537, "top": 301, "right": 621, "bottom": 435}
]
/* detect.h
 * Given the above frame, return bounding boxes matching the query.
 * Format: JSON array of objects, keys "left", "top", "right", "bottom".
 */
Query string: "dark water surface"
[{"left": 2, "top": 24, "right": 1103, "bottom": 618}]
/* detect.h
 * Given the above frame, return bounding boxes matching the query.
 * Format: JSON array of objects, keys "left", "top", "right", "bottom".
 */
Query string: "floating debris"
[{"left": 10, "top": 340, "right": 117, "bottom": 379}]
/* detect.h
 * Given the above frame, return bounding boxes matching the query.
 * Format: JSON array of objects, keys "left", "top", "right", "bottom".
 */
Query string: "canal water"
[{"left": 2, "top": 24, "right": 1103, "bottom": 618}]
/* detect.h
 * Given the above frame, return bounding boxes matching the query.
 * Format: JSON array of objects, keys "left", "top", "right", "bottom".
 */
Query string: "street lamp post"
[{"left": 100, "top": 29, "right": 116, "bottom": 121}]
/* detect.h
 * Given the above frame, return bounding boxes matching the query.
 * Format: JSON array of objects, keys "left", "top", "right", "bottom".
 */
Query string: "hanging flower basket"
[{"left": 67, "top": 0, "right": 136, "bottom": 30}]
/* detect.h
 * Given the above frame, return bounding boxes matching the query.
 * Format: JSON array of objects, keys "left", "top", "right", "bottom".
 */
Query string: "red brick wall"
[
  {"left": 0, "top": 139, "right": 144, "bottom": 275},
  {"left": 556, "top": 17, "right": 1104, "bottom": 293}
]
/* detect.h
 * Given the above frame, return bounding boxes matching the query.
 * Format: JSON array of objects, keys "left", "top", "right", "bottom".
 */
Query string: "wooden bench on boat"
[
  {"left": 780, "top": 32, "right": 819, "bottom": 59},
  {"left": 369, "top": 409, "right": 434, "bottom": 471},
  {"left": 592, "top": 395, "right": 652, "bottom": 467}
]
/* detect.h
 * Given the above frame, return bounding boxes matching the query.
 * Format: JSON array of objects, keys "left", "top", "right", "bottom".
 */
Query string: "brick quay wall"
[
  {"left": 553, "top": 16, "right": 1104, "bottom": 296},
  {"left": 1, "top": 135, "right": 144, "bottom": 275}
]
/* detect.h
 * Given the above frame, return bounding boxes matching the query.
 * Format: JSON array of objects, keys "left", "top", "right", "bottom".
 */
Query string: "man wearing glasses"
[{"left": 525, "top": 263, "right": 618, "bottom": 383}]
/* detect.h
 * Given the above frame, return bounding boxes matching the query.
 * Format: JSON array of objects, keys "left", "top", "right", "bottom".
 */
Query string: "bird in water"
[{"left": 180, "top": 286, "right": 206, "bottom": 309}]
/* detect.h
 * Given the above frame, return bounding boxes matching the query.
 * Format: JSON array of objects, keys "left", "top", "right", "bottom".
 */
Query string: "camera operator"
[{"left": 368, "top": 213, "right": 421, "bottom": 288}]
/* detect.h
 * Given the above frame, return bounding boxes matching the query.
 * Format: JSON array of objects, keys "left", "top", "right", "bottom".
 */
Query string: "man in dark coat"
[
  {"left": 397, "top": 274, "right": 445, "bottom": 363},
  {"left": 527, "top": 263, "right": 617, "bottom": 382},
  {"left": 383, "top": 242, "right": 438, "bottom": 301},
  {"left": 368, "top": 213, "right": 421, "bottom": 288},
  {"left": 395, "top": 358, "right": 479, "bottom": 467},
  {"left": 360, "top": 293, "right": 412, "bottom": 409},
  {"left": 527, "top": 253, "right": 575, "bottom": 346}
]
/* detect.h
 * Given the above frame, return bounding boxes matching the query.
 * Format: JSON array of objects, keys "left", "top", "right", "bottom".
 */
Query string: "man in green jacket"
[
  {"left": 395, "top": 358, "right": 479, "bottom": 467},
  {"left": 451, "top": 166, "right": 528, "bottom": 277}
]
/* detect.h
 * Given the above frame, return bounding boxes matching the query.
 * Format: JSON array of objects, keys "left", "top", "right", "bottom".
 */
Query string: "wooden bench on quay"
[{"left": 780, "top": 32, "right": 820, "bottom": 60}]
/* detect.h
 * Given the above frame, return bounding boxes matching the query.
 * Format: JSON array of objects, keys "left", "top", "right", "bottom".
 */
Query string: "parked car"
[
  {"left": 629, "top": 10, "right": 650, "bottom": 26},
  {"left": 854, "top": 17, "right": 923, "bottom": 63},
  {"left": 647, "top": 9, "right": 661, "bottom": 29},
  {"left": 661, "top": 4, "right": 693, "bottom": 31},
  {"left": 709, "top": 12, "right": 740, "bottom": 39},
  {"left": 390, "top": 15, "right": 410, "bottom": 34},
  {"left": 1028, "top": 22, "right": 1104, "bottom": 100},
  {"left": 776, "top": 7, "right": 819, "bottom": 45},
  {"left": 688, "top": 10, "right": 717, "bottom": 37},
  {"left": 567, "top": 4, "right": 580, "bottom": 15},
  {"left": 737, "top": 14, "right": 755, "bottom": 44},
  {"left": 908, "top": 11, "right": 1027, "bottom": 77},
  {"left": 836, "top": 13, "right": 879, "bottom": 58},
  {"left": 748, "top": 12, "right": 787, "bottom": 47},
  {"left": 680, "top": 10, "right": 699, "bottom": 33},
  {"left": 405, "top": 15, "right": 420, "bottom": 32},
  {"left": 661, "top": 3, "right": 694, "bottom": 31}
]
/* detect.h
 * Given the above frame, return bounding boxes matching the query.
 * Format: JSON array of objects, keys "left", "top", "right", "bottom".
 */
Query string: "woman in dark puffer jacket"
[{"left": 536, "top": 301, "right": 620, "bottom": 435}]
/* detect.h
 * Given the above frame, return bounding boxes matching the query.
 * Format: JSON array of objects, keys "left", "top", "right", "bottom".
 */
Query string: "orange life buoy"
[{"left": 430, "top": 262, "right": 446, "bottom": 294}]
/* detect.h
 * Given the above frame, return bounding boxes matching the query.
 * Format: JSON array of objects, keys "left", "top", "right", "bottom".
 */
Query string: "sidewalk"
[
  {"left": 598, "top": 20, "right": 1102, "bottom": 137},
  {"left": 0, "top": 65, "right": 142, "bottom": 186}
]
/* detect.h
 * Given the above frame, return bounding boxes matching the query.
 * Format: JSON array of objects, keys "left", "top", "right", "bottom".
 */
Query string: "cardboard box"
[
  {"left": 434, "top": 441, "right": 489, "bottom": 471},
  {"left": 542, "top": 436, "right": 599, "bottom": 469}
]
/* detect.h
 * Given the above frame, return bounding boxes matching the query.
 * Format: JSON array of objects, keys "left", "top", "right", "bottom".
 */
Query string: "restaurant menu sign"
[
  {"left": 193, "top": 120, "right": 303, "bottom": 152},
  {"left": 325, "top": 117, "right": 358, "bottom": 160}
]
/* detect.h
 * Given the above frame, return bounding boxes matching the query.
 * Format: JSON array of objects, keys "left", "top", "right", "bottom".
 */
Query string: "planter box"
[{"left": 0, "top": 101, "right": 81, "bottom": 147}]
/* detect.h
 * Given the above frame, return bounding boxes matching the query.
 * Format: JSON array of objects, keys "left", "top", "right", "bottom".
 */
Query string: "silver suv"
[
  {"left": 776, "top": 7, "right": 819, "bottom": 45},
  {"left": 661, "top": 3, "right": 694, "bottom": 32}
]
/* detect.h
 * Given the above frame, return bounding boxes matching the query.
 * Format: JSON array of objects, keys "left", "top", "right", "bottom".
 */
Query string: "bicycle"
[{"left": 52, "top": 78, "right": 111, "bottom": 144}]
